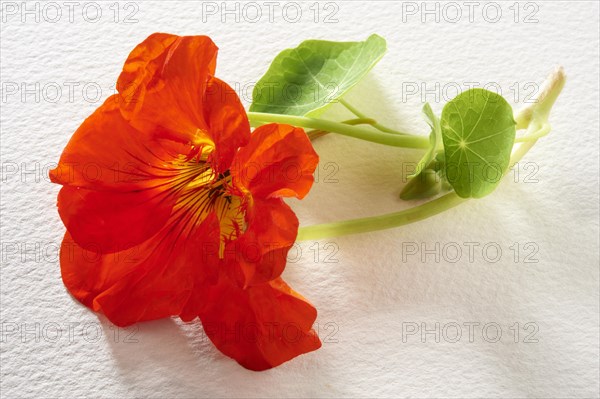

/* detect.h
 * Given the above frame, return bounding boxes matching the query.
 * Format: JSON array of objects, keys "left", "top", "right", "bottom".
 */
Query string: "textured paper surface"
[{"left": 1, "top": 1, "right": 599, "bottom": 397}]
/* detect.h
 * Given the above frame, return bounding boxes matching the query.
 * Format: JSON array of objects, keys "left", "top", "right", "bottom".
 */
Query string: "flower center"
[{"left": 168, "top": 149, "right": 246, "bottom": 257}]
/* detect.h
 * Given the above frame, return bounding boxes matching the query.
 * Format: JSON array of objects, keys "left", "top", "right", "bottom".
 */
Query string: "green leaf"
[
  {"left": 441, "top": 88, "right": 516, "bottom": 198},
  {"left": 409, "top": 103, "right": 441, "bottom": 178},
  {"left": 249, "top": 34, "right": 386, "bottom": 117},
  {"left": 400, "top": 169, "right": 443, "bottom": 200},
  {"left": 400, "top": 103, "right": 444, "bottom": 200}
]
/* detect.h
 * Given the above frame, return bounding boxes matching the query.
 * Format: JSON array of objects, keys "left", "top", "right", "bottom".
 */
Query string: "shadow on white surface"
[{"left": 100, "top": 316, "right": 336, "bottom": 397}]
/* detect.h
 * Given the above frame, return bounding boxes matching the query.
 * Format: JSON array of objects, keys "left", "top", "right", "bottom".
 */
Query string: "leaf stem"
[
  {"left": 296, "top": 193, "right": 466, "bottom": 241},
  {"left": 514, "top": 124, "right": 551, "bottom": 143},
  {"left": 296, "top": 121, "right": 548, "bottom": 242},
  {"left": 296, "top": 67, "right": 566, "bottom": 241},
  {"left": 247, "top": 112, "right": 430, "bottom": 149},
  {"left": 338, "top": 99, "right": 411, "bottom": 135}
]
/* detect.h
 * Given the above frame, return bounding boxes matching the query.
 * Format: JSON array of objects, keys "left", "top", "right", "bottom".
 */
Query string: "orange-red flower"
[{"left": 50, "top": 33, "right": 321, "bottom": 370}]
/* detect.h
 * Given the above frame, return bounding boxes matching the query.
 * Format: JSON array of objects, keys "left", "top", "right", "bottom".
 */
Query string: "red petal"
[
  {"left": 117, "top": 34, "right": 219, "bottom": 145},
  {"left": 56, "top": 185, "right": 175, "bottom": 253},
  {"left": 231, "top": 123, "right": 319, "bottom": 200},
  {"left": 199, "top": 274, "right": 321, "bottom": 371},
  {"left": 223, "top": 198, "right": 298, "bottom": 287},
  {"left": 49, "top": 95, "right": 189, "bottom": 191},
  {"left": 60, "top": 214, "right": 220, "bottom": 327},
  {"left": 50, "top": 95, "right": 195, "bottom": 252},
  {"left": 116, "top": 33, "right": 180, "bottom": 115},
  {"left": 202, "top": 77, "right": 250, "bottom": 173}
]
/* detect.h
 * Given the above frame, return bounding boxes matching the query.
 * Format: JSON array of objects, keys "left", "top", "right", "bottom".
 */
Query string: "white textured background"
[{"left": 1, "top": 1, "right": 599, "bottom": 397}]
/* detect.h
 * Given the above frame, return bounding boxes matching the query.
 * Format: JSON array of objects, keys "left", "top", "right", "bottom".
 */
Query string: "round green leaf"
[
  {"left": 249, "top": 34, "right": 386, "bottom": 117},
  {"left": 441, "top": 88, "right": 516, "bottom": 198}
]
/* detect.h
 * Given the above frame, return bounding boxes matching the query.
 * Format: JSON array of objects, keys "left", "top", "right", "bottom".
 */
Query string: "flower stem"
[
  {"left": 339, "top": 99, "right": 411, "bottom": 135},
  {"left": 247, "top": 112, "right": 430, "bottom": 149},
  {"left": 305, "top": 118, "right": 377, "bottom": 141},
  {"left": 296, "top": 193, "right": 466, "bottom": 241},
  {"left": 296, "top": 120, "right": 546, "bottom": 242},
  {"left": 296, "top": 67, "right": 566, "bottom": 241},
  {"left": 514, "top": 124, "right": 550, "bottom": 143}
]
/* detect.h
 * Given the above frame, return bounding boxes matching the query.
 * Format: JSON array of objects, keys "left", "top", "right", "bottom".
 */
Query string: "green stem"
[
  {"left": 247, "top": 112, "right": 430, "bottom": 149},
  {"left": 296, "top": 122, "right": 544, "bottom": 242},
  {"left": 305, "top": 118, "right": 377, "bottom": 141},
  {"left": 297, "top": 67, "right": 566, "bottom": 241},
  {"left": 514, "top": 124, "right": 550, "bottom": 143},
  {"left": 339, "top": 99, "right": 411, "bottom": 135},
  {"left": 296, "top": 193, "right": 466, "bottom": 241}
]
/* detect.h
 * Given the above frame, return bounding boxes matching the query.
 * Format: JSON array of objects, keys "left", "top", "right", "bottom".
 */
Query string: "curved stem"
[
  {"left": 296, "top": 193, "right": 465, "bottom": 241},
  {"left": 247, "top": 112, "right": 430, "bottom": 149},
  {"left": 306, "top": 118, "right": 377, "bottom": 141},
  {"left": 339, "top": 99, "right": 411, "bottom": 135},
  {"left": 514, "top": 123, "right": 550, "bottom": 143},
  {"left": 296, "top": 121, "right": 546, "bottom": 242},
  {"left": 509, "top": 122, "right": 545, "bottom": 167},
  {"left": 297, "top": 67, "right": 566, "bottom": 241}
]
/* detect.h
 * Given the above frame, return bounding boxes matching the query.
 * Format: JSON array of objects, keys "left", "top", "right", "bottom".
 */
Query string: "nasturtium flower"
[{"left": 50, "top": 33, "right": 321, "bottom": 370}]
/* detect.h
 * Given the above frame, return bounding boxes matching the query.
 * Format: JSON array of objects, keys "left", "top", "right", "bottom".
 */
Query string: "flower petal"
[
  {"left": 203, "top": 77, "right": 251, "bottom": 173},
  {"left": 60, "top": 213, "right": 220, "bottom": 327},
  {"left": 56, "top": 185, "right": 178, "bottom": 253},
  {"left": 223, "top": 198, "right": 298, "bottom": 287},
  {"left": 50, "top": 95, "right": 198, "bottom": 252},
  {"left": 116, "top": 33, "right": 180, "bottom": 115},
  {"left": 117, "top": 33, "right": 218, "bottom": 145},
  {"left": 199, "top": 273, "right": 321, "bottom": 371},
  {"left": 231, "top": 123, "right": 319, "bottom": 200},
  {"left": 49, "top": 95, "right": 189, "bottom": 191}
]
